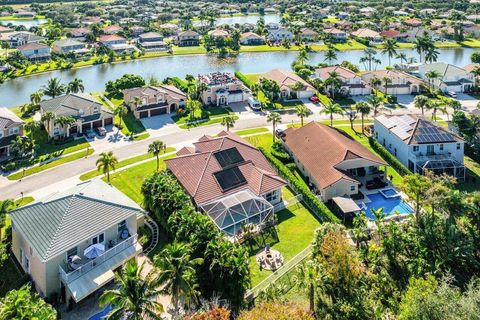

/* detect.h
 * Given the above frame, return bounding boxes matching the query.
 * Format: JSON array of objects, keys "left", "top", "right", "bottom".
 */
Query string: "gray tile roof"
[
  {"left": 0, "top": 107, "right": 23, "bottom": 129},
  {"left": 39, "top": 94, "right": 113, "bottom": 121},
  {"left": 9, "top": 179, "right": 144, "bottom": 262}
]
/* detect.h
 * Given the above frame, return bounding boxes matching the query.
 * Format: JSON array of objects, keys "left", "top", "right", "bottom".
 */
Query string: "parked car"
[
  {"left": 447, "top": 91, "right": 457, "bottom": 98},
  {"left": 85, "top": 129, "right": 96, "bottom": 139},
  {"left": 309, "top": 96, "right": 320, "bottom": 104},
  {"left": 275, "top": 128, "right": 285, "bottom": 138},
  {"left": 248, "top": 97, "right": 261, "bottom": 110},
  {"left": 95, "top": 126, "right": 107, "bottom": 136}
]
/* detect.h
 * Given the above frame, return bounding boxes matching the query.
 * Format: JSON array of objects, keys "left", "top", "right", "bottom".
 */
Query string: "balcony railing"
[
  {"left": 409, "top": 152, "right": 454, "bottom": 162},
  {"left": 59, "top": 234, "right": 138, "bottom": 284}
]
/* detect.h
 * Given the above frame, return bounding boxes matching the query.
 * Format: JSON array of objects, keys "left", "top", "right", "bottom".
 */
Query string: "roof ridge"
[
  {"left": 193, "top": 152, "right": 214, "bottom": 198},
  {"left": 43, "top": 196, "right": 76, "bottom": 259},
  {"left": 406, "top": 117, "right": 421, "bottom": 144}
]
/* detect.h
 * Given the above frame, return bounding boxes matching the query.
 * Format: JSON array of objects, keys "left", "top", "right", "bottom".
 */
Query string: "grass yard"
[
  {"left": 333, "top": 40, "right": 366, "bottom": 51},
  {"left": 234, "top": 127, "right": 269, "bottom": 136},
  {"left": 245, "top": 133, "right": 275, "bottom": 151},
  {"left": 461, "top": 156, "right": 480, "bottom": 192},
  {"left": 244, "top": 73, "right": 262, "bottom": 84},
  {"left": 434, "top": 42, "right": 461, "bottom": 48},
  {"left": 171, "top": 46, "right": 207, "bottom": 55},
  {"left": 248, "top": 201, "right": 321, "bottom": 286},
  {"left": 173, "top": 107, "right": 236, "bottom": 129},
  {"left": 461, "top": 38, "right": 480, "bottom": 48},
  {"left": 273, "top": 100, "right": 305, "bottom": 109},
  {"left": 32, "top": 129, "right": 90, "bottom": 157}
]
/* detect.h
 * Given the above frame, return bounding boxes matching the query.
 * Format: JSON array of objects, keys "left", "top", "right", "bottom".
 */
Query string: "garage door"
[
  {"left": 93, "top": 120, "right": 103, "bottom": 128},
  {"left": 297, "top": 90, "right": 314, "bottom": 99},
  {"left": 391, "top": 87, "right": 410, "bottom": 95},
  {"left": 104, "top": 117, "right": 113, "bottom": 126},
  {"left": 150, "top": 107, "right": 167, "bottom": 116},
  {"left": 69, "top": 126, "right": 78, "bottom": 135},
  {"left": 139, "top": 111, "right": 149, "bottom": 118},
  {"left": 82, "top": 123, "right": 92, "bottom": 132},
  {"left": 228, "top": 93, "right": 243, "bottom": 103}
]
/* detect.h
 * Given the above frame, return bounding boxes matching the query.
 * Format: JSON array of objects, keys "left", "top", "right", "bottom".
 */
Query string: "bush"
[
  {"left": 368, "top": 137, "right": 410, "bottom": 176},
  {"left": 137, "top": 225, "right": 151, "bottom": 247},
  {"left": 355, "top": 37, "right": 370, "bottom": 46},
  {"left": 235, "top": 71, "right": 253, "bottom": 89},
  {"left": 271, "top": 149, "right": 291, "bottom": 163},
  {"left": 259, "top": 147, "right": 340, "bottom": 223}
]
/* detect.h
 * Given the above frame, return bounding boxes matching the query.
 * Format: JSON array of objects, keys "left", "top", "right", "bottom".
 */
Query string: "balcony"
[
  {"left": 59, "top": 234, "right": 142, "bottom": 302},
  {"left": 409, "top": 152, "right": 455, "bottom": 162}
]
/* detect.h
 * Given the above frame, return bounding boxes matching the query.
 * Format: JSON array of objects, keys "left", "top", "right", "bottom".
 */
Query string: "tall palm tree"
[
  {"left": 154, "top": 242, "right": 203, "bottom": 316},
  {"left": 296, "top": 48, "right": 309, "bottom": 65},
  {"left": 266, "top": 112, "right": 282, "bottom": 142},
  {"left": 41, "top": 111, "right": 56, "bottom": 138},
  {"left": 185, "top": 98, "right": 201, "bottom": 121},
  {"left": 114, "top": 105, "right": 128, "bottom": 132},
  {"left": 427, "top": 99, "right": 447, "bottom": 121},
  {"left": 325, "top": 71, "right": 342, "bottom": 100},
  {"left": 295, "top": 104, "right": 310, "bottom": 126},
  {"left": 66, "top": 78, "right": 85, "bottom": 94},
  {"left": 367, "top": 95, "right": 384, "bottom": 116},
  {"left": 324, "top": 46, "right": 337, "bottom": 66},
  {"left": 148, "top": 140, "right": 166, "bottom": 172},
  {"left": 320, "top": 102, "right": 343, "bottom": 127},
  {"left": 42, "top": 77, "right": 65, "bottom": 98},
  {"left": 355, "top": 101, "right": 371, "bottom": 134},
  {"left": 413, "top": 95, "right": 429, "bottom": 115},
  {"left": 96, "top": 151, "right": 118, "bottom": 183},
  {"left": 29, "top": 90, "right": 43, "bottom": 106},
  {"left": 54, "top": 116, "right": 76, "bottom": 139},
  {"left": 382, "top": 76, "right": 392, "bottom": 94},
  {"left": 471, "top": 66, "right": 480, "bottom": 87},
  {"left": 221, "top": 115, "right": 236, "bottom": 131},
  {"left": 99, "top": 260, "right": 163, "bottom": 320},
  {"left": 395, "top": 52, "right": 407, "bottom": 65},
  {"left": 381, "top": 38, "right": 398, "bottom": 66},
  {"left": 24, "top": 120, "right": 41, "bottom": 140},
  {"left": 0, "top": 199, "right": 13, "bottom": 242},
  {"left": 425, "top": 46, "right": 439, "bottom": 64},
  {"left": 425, "top": 70, "right": 441, "bottom": 90},
  {"left": 361, "top": 48, "right": 377, "bottom": 71}
]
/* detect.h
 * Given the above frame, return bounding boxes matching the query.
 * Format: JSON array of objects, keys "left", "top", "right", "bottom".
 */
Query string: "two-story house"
[
  {"left": 52, "top": 39, "right": 89, "bottom": 55},
  {"left": 0, "top": 107, "right": 24, "bottom": 158},
  {"left": 361, "top": 69, "right": 424, "bottom": 95},
  {"left": 313, "top": 66, "right": 371, "bottom": 96},
  {"left": 324, "top": 28, "right": 348, "bottom": 42},
  {"left": 262, "top": 69, "right": 316, "bottom": 99},
  {"left": 198, "top": 72, "right": 250, "bottom": 106},
  {"left": 267, "top": 27, "right": 294, "bottom": 42},
  {"left": 176, "top": 30, "right": 200, "bottom": 46},
  {"left": 418, "top": 63, "right": 475, "bottom": 93},
  {"left": 99, "top": 35, "right": 137, "bottom": 53},
  {"left": 123, "top": 85, "right": 187, "bottom": 118},
  {"left": 137, "top": 32, "right": 168, "bottom": 51},
  {"left": 240, "top": 32, "right": 265, "bottom": 45},
  {"left": 17, "top": 42, "right": 51, "bottom": 61},
  {"left": 9, "top": 179, "right": 144, "bottom": 305},
  {"left": 374, "top": 114, "right": 465, "bottom": 180},
  {"left": 351, "top": 28, "right": 382, "bottom": 42},
  {"left": 7, "top": 32, "right": 46, "bottom": 48},
  {"left": 70, "top": 28, "right": 90, "bottom": 41},
  {"left": 39, "top": 93, "right": 114, "bottom": 138},
  {"left": 300, "top": 28, "right": 319, "bottom": 42}
]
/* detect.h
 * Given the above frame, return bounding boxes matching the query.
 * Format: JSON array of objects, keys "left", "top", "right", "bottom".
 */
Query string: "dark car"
[
  {"left": 275, "top": 128, "right": 285, "bottom": 138},
  {"left": 95, "top": 126, "right": 107, "bottom": 136},
  {"left": 85, "top": 129, "right": 96, "bottom": 139}
]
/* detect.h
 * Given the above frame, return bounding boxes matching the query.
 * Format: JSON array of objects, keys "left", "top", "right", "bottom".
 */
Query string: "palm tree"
[
  {"left": 1, "top": 41, "right": 10, "bottom": 59},
  {"left": 41, "top": 111, "right": 56, "bottom": 138},
  {"left": 29, "top": 90, "right": 43, "bottom": 106},
  {"left": 266, "top": 112, "right": 282, "bottom": 142},
  {"left": 396, "top": 52, "right": 407, "bottom": 65},
  {"left": 296, "top": 48, "right": 309, "bottom": 65},
  {"left": 471, "top": 66, "right": 480, "bottom": 87},
  {"left": 355, "top": 101, "right": 371, "bottom": 134},
  {"left": 413, "top": 95, "right": 429, "bottom": 115},
  {"left": 325, "top": 71, "right": 342, "bottom": 100},
  {"left": 114, "top": 105, "right": 128, "bottom": 132},
  {"left": 99, "top": 260, "right": 163, "bottom": 320},
  {"left": 66, "top": 78, "right": 85, "bottom": 94},
  {"left": 96, "top": 151, "right": 118, "bottom": 183},
  {"left": 0, "top": 199, "right": 13, "bottom": 242},
  {"left": 154, "top": 242, "right": 203, "bottom": 316},
  {"left": 320, "top": 102, "right": 343, "bottom": 127},
  {"left": 24, "top": 120, "right": 41, "bottom": 140},
  {"left": 294, "top": 260, "right": 318, "bottom": 313},
  {"left": 53, "top": 116, "right": 76, "bottom": 139},
  {"left": 382, "top": 76, "right": 392, "bottom": 94},
  {"left": 324, "top": 46, "right": 337, "bottom": 66},
  {"left": 221, "top": 115, "right": 236, "bottom": 131},
  {"left": 185, "top": 98, "right": 201, "bottom": 121},
  {"left": 361, "top": 48, "right": 377, "bottom": 71},
  {"left": 427, "top": 99, "right": 447, "bottom": 121},
  {"left": 425, "top": 46, "right": 439, "bottom": 64},
  {"left": 295, "top": 104, "right": 310, "bottom": 126},
  {"left": 346, "top": 108, "right": 357, "bottom": 130},
  {"left": 367, "top": 95, "right": 384, "bottom": 116},
  {"left": 425, "top": 70, "right": 441, "bottom": 90},
  {"left": 42, "top": 77, "right": 65, "bottom": 98},
  {"left": 148, "top": 140, "right": 166, "bottom": 172},
  {"left": 381, "top": 38, "right": 398, "bottom": 66}
]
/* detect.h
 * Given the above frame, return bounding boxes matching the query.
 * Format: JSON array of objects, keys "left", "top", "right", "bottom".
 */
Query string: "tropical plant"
[
  {"left": 96, "top": 151, "right": 118, "bottom": 182},
  {"left": 9, "top": 136, "right": 34, "bottom": 159},
  {"left": 185, "top": 98, "right": 202, "bottom": 121},
  {"left": 425, "top": 70, "right": 441, "bottom": 89},
  {"left": 320, "top": 102, "right": 343, "bottom": 127},
  {"left": 0, "top": 199, "right": 13, "bottom": 242},
  {"left": 23, "top": 120, "right": 41, "bottom": 140},
  {"left": 413, "top": 95, "right": 429, "bottom": 115},
  {"left": 42, "top": 77, "right": 65, "bottom": 98},
  {"left": 66, "top": 78, "right": 85, "bottom": 94},
  {"left": 54, "top": 116, "right": 76, "bottom": 139},
  {"left": 114, "top": 104, "right": 128, "bottom": 131},
  {"left": 381, "top": 38, "right": 398, "bottom": 66},
  {"left": 221, "top": 115, "right": 236, "bottom": 131},
  {"left": 345, "top": 107, "right": 358, "bottom": 130},
  {"left": 324, "top": 71, "right": 342, "bottom": 100},
  {"left": 361, "top": 48, "right": 377, "bottom": 71},
  {"left": 295, "top": 104, "right": 310, "bottom": 126},
  {"left": 266, "top": 112, "right": 282, "bottom": 141},
  {"left": 367, "top": 94, "right": 384, "bottom": 116},
  {"left": 426, "top": 99, "right": 447, "bottom": 121},
  {"left": 355, "top": 101, "right": 371, "bottom": 133},
  {"left": 29, "top": 90, "right": 43, "bottom": 106},
  {"left": 148, "top": 140, "right": 166, "bottom": 172},
  {"left": 324, "top": 45, "right": 337, "bottom": 66}
]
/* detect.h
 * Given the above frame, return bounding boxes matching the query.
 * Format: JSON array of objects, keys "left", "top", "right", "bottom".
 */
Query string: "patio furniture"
[
  {"left": 84, "top": 243, "right": 105, "bottom": 259},
  {"left": 68, "top": 255, "right": 82, "bottom": 270}
]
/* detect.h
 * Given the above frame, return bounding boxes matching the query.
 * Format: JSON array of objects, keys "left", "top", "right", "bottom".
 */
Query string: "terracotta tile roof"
[
  {"left": 324, "top": 28, "right": 345, "bottom": 34},
  {"left": 380, "top": 29, "right": 401, "bottom": 38},
  {"left": 166, "top": 132, "right": 286, "bottom": 205},
  {"left": 464, "top": 63, "right": 479, "bottom": 72},
  {"left": 283, "top": 122, "right": 386, "bottom": 189},
  {"left": 262, "top": 69, "right": 315, "bottom": 91},
  {"left": 351, "top": 28, "right": 380, "bottom": 38},
  {"left": 99, "top": 34, "right": 126, "bottom": 42},
  {"left": 315, "top": 66, "right": 358, "bottom": 80}
]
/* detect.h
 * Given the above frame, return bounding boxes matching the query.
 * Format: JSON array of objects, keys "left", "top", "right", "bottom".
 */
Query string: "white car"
[{"left": 446, "top": 91, "right": 457, "bottom": 98}]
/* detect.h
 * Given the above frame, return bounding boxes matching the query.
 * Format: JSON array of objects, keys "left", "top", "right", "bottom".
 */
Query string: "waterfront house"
[
  {"left": 166, "top": 131, "right": 286, "bottom": 237},
  {"left": 70, "top": 28, "right": 90, "bottom": 41},
  {"left": 361, "top": 70, "right": 424, "bottom": 95},
  {"left": 0, "top": 25, "right": 13, "bottom": 34},
  {"left": 374, "top": 114, "right": 465, "bottom": 179},
  {"left": 417, "top": 62, "right": 475, "bottom": 93},
  {"left": 300, "top": 28, "right": 319, "bottom": 42},
  {"left": 39, "top": 93, "right": 114, "bottom": 138},
  {"left": 102, "top": 25, "right": 122, "bottom": 35},
  {"left": 130, "top": 25, "right": 146, "bottom": 37},
  {"left": 240, "top": 32, "right": 264, "bottom": 45},
  {"left": 262, "top": 69, "right": 315, "bottom": 99},
  {"left": 380, "top": 29, "right": 405, "bottom": 41},
  {"left": 176, "top": 30, "right": 200, "bottom": 46},
  {"left": 99, "top": 35, "right": 137, "bottom": 53},
  {"left": 159, "top": 23, "right": 180, "bottom": 35},
  {"left": 281, "top": 122, "right": 387, "bottom": 201},
  {"left": 351, "top": 28, "right": 381, "bottom": 42},
  {"left": 0, "top": 107, "right": 23, "bottom": 158},
  {"left": 7, "top": 31, "right": 46, "bottom": 48},
  {"left": 198, "top": 72, "right": 250, "bottom": 106},
  {"left": 17, "top": 42, "right": 51, "bottom": 61},
  {"left": 137, "top": 32, "right": 168, "bottom": 51},
  {"left": 123, "top": 85, "right": 186, "bottom": 118},
  {"left": 9, "top": 179, "right": 144, "bottom": 305},
  {"left": 398, "top": 27, "right": 436, "bottom": 43},
  {"left": 324, "top": 28, "right": 347, "bottom": 42},
  {"left": 207, "top": 29, "right": 229, "bottom": 39},
  {"left": 52, "top": 39, "right": 89, "bottom": 55},
  {"left": 312, "top": 66, "right": 371, "bottom": 96},
  {"left": 267, "top": 27, "right": 294, "bottom": 43}
]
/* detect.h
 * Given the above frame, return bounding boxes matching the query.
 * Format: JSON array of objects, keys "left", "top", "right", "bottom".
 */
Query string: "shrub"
[
  {"left": 271, "top": 149, "right": 290, "bottom": 163},
  {"left": 355, "top": 37, "right": 370, "bottom": 46},
  {"left": 137, "top": 225, "right": 151, "bottom": 247},
  {"left": 259, "top": 147, "right": 340, "bottom": 223},
  {"left": 234, "top": 71, "right": 253, "bottom": 89},
  {"left": 368, "top": 137, "right": 410, "bottom": 176}
]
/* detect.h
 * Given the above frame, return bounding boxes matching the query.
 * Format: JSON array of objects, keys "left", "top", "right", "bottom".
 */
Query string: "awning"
[{"left": 333, "top": 197, "right": 361, "bottom": 214}]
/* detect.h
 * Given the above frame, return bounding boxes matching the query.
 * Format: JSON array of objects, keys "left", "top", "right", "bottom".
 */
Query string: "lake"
[
  {"left": 215, "top": 14, "right": 280, "bottom": 26},
  {"left": 0, "top": 18, "right": 47, "bottom": 28},
  {"left": 0, "top": 47, "right": 476, "bottom": 108}
]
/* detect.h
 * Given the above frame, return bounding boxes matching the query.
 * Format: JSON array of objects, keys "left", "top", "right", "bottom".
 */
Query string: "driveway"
[
  {"left": 395, "top": 95, "right": 415, "bottom": 109},
  {"left": 228, "top": 101, "right": 252, "bottom": 114},
  {"left": 454, "top": 93, "right": 479, "bottom": 111},
  {"left": 85, "top": 125, "right": 132, "bottom": 153}
]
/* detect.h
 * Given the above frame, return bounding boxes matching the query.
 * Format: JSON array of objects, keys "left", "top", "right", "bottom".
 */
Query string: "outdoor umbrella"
[{"left": 84, "top": 243, "right": 105, "bottom": 259}]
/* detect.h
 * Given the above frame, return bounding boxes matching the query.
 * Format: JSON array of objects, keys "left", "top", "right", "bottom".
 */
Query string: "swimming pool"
[
  {"left": 88, "top": 305, "right": 112, "bottom": 320},
  {"left": 379, "top": 188, "right": 400, "bottom": 198},
  {"left": 361, "top": 192, "right": 413, "bottom": 220}
]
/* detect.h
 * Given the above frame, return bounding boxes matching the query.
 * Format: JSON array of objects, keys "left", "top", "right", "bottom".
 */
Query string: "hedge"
[
  {"left": 355, "top": 37, "right": 370, "bottom": 47},
  {"left": 235, "top": 71, "right": 254, "bottom": 89},
  {"left": 368, "top": 137, "right": 411, "bottom": 176},
  {"left": 169, "top": 77, "right": 190, "bottom": 92},
  {"left": 259, "top": 147, "right": 340, "bottom": 223}
]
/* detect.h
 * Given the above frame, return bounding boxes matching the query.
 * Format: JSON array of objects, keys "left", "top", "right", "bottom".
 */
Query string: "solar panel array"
[
  {"left": 214, "top": 147, "right": 244, "bottom": 168},
  {"left": 387, "top": 115, "right": 416, "bottom": 140},
  {"left": 415, "top": 124, "right": 456, "bottom": 143},
  {"left": 214, "top": 166, "right": 247, "bottom": 192}
]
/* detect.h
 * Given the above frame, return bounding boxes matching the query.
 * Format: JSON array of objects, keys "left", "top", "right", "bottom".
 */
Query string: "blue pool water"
[
  {"left": 380, "top": 188, "right": 399, "bottom": 198},
  {"left": 88, "top": 305, "right": 112, "bottom": 320},
  {"left": 362, "top": 192, "right": 413, "bottom": 220}
]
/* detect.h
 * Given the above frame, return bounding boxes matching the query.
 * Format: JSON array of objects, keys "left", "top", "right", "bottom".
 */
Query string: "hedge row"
[
  {"left": 235, "top": 71, "right": 254, "bottom": 89},
  {"left": 355, "top": 37, "right": 370, "bottom": 47},
  {"left": 259, "top": 147, "right": 340, "bottom": 223},
  {"left": 368, "top": 137, "right": 411, "bottom": 176}
]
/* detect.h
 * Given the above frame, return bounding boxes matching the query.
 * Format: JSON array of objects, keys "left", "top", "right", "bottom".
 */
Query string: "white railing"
[
  {"left": 59, "top": 234, "right": 138, "bottom": 284},
  {"left": 273, "top": 194, "right": 303, "bottom": 212},
  {"left": 409, "top": 152, "right": 454, "bottom": 162}
]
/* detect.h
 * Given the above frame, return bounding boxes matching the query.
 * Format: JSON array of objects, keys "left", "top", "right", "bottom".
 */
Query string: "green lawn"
[
  {"left": 461, "top": 38, "right": 480, "bottom": 48},
  {"left": 171, "top": 46, "right": 207, "bottom": 55},
  {"left": 32, "top": 129, "right": 90, "bottom": 157},
  {"left": 173, "top": 107, "right": 235, "bottom": 129},
  {"left": 333, "top": 40, "right": 366, "bottom": 51},
  {"left": 273, "top": 100, "right": 305, "bottom": 109},
  {"left": 79, "top": 147, "right": 175, "bottom": 181},
  {"left": 234, "top": 128, "right": 269, "bottom": 136},
  {"left": 434, "top": 42, "right": 461, "bottom": 48},
  {"left": 244, "top": 73, "right": 262, "bottom": 84},
  {"left": 461, "top": 156, "right": 480, "bottom": 192},
  {"left": 248, "top": 201, "right": 321, "bottom": 286},
  {"left": 245, "top": 133, "right": 274, "bottom": 151}
]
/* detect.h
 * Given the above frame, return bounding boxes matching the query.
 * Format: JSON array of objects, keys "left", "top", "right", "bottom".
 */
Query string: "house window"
[
  {"left": 207, "top": 97, "right": 212, "bottom": 103},
  {"left": 375, "top": 132, "right": 378, "bottom": 139},
  {"left": 53, "top": 127, "right": 60, "bottom": 136},
  {"left": 350, "top": 185, "right": 356, "bottom": 191},
  {"left": 23, "top": 256, "right": 30, "bottom": 273},
  {"left": 92, "top": 233, "right": 105, "bottom": 244},
  {"left": 66, "top": 246, "right": 78, "bottom": 260},
  {"left": 93, "top": 106, "right": 99, "bottom": 113},
  {"left": 427, "top": 145, "right": 434, "bottom": 155},
  {"left": 413, "top": 146, "right": 419, "bottom": 152},
  {"left": 439, "top": 144, "right": 444, "bottom": 151},
  {"left": 394, "top": 148, "right": 397, "bottom": 156},
  {"left": 265, "top": 190, "right": 278, "bottom": 203},
  {"left": 9, "top": 127, "right": 19, "bottom": 135},
  {"left": 457, "top": 143, "right": 460, "bottom": 150}
]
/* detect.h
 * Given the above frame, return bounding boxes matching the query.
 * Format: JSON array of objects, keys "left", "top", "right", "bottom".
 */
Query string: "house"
[
  {"left": 123, "top": 85, "right": 187, "bottom": 118},
  {"left": 464, "top": 63, "right": 480, "bottom": 86},
  {"left": 281, "top": 122, "right": 387, "bottom": 201},
  {"left": 52, "top": 39, "right": 89, "bottom": 55},
  {"left": 99, "top": 35, "right": 137, "bottom": 53},
  {"left": 300, "top": 28, "right": 319, "bottom": 42},
  {"left": 102, "top": 25, "right": 122, "bottom": 35},
  {"left": 351, "top": 28, "right": 381, "bottom": 42},
  {"left": 262, "top": 69, "right": 316, "bottom": 99},
  {"left": 165, "top": 131, "right": 286, "bottom": 237},
  {"left": 130, "top": 25, "right": 146, "bottom": 37},
  {"left": 324, "top": 28, "right": 347, "bottom": 42},
  {"left": 417, "top": 63, "right": 475, "bottom": 93},
  {"left": 159, "top": 23, "right": 180, "bottom": 34},
  {"left": 82, "top": 16, "right": 101, "bottom": 25},
  {"left": 374, "top": 114, "right": 465, "bottom": 179},
  {"left": 312, "top": 66, "right": 371, "bottom": 96},
  {"left": 240, "top": 32, "right": 264, "bottom": 45},
  {"left": 70, "top": 28, "right": 90, "bottom": 41},
  {"left": 198, "top": 72, "right": 250, "bottom": 106},
  {"left": 398, "top": 27, "right": 436, "bottom": 43},
  {"left": 207, "top": 29, "right": 229, "bottom": 38},
  {"left": 380, "top": 29, "right": 405, "bottom": 41},
  {"left": 267, "top": 27, "right": 293, "bottom": 42},
  {"left": 7, "top": 32, "right": 46, "bottom": 48},
  {"left": 176, "top": 30, "right": 200, "bottom": 46},
  {"left": 39, "top": 93, "right": 114, "bottom": 138},
  {"left": 0, "top": 25, "right": 13, "bottom": 34},
  {"left": 403, "top": 18, "right": 423, "bottom": 27},
  {"left": 361, "top": 70, "right": 424, "bottom": 95},
  {"left": 137, "top": 32, "right": 168, "bottom": 51},
  {"left": 9, "top": 179, "right": 144, "bottom": 304},
  {"left": 17, "top": 42, "right": 51, "bottom": 61},
  {"left": 0, "top": 107, "right": 23, "bottom": 158}
]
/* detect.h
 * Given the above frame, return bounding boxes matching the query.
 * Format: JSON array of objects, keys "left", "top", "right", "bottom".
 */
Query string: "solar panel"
[
  {"left": 214, "top": 147, "right": 244, "bottom": 168},
  {"left": 214, "top": 166, "right": 247, "bottom": 191}
]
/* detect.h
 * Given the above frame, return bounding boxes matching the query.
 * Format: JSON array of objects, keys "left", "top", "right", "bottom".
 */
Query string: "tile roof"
[
  {"left": 315, "top": 66, "right": 358, "bottom": 80},
  {"left": 262, "top": 69, "right": 315, "bottom": 91},
  {"left": 17, "top": 42, "right": 50, "bottom": 51},
  {"left": 9, "top": 179, "right": 144, "bottom": 262},
  {"left": 283, "top": 122, "right": 386, "bottom": 189},
  {"left": 0, "top": 107, "right": 23, "bottom": 129},
  {"left": 362, "top": 69, "right": 424, "bottom": 85},
  {"left": 39, "top": 93, "right": 112, "bottom": 120},
  {"left": 351, "top": 28, "right": 380, "bottom": 38},
  {"left": 123, "top": 85, "right": 186, "bottom": 105},
  {"left": 99, "top": 34, "right": 126, "bottom": 42},
  {"left": 165, "top": 131, "right": 286, "bottom": 205}
]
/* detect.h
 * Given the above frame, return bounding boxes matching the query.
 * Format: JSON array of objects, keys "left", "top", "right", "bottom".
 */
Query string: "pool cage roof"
[
  {"left": 200, "top": 189, "right": 274, "bottom": 237},
  {"left": 417, "top": 158, "right": 465, "bottom": 180}
]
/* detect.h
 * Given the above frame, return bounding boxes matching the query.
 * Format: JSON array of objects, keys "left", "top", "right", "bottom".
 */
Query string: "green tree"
[
  {"left": 381, "top": 38, "right": 398, "bottom": 66},
  {"left": 413, "top": 95, "right": 429, "bottom": 115},
  {"left": 221, "top": 115, "right": 236, "bottom": 131},
  {"left": 42, "top": 77, "right": 65, "bottom": 98},
  {"left": 367, "top": 94, "right": 384, "bottom": 116},
  {"left": 266, "top": 112, "right": 282, "bottom": 142},
  {"left": 0, "top": 199, "right": 13, "bottom": 242},
  {"left": 114, "top": 104, "right": 128, "bottom": 132},
  {"left": 425, "top": 70, "right": 441, "bottom": 90},
  {"left": 0, "top": 284, "right": 57, "bottom": 319},
  {"left": 295, "top": 104, "right": 310, "bottom": 126},
  {"left": 185, "top": 97, "right": 201, "bottom": 121},
  {"left": 96, "top": 151, "right": 118, "bottom": 182},
  {"left": 148, "top": 140, "right": 166, "bottom": 172},
  {"left": 66, "top": 78, "right": 85, "bottom": 94},
  {"left": 355, "top": 101, "right": 371, "bottom": 134},
  {"left": 23, "top": 120, "right": 41, "bottom": 140},
  {"left": 324, "top": 71, "right": 342, "bottom": 100},
  {"left": 54, "top": 116, "right": 75, "bottom": 139},
  {"left": 320, "top": 102, "right": 343, "bottom": 127},
  {"left": 324, "top": 45, "right": 337, "bottom": 66},
  {"left": 29, "top": 90, "right": 43, "bottom": 106}
]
